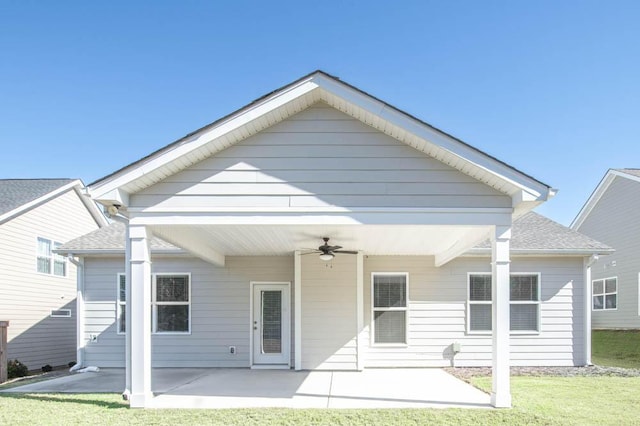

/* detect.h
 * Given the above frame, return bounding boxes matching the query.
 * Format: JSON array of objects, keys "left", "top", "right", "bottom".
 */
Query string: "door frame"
[{"left": 249, "top": 281, "right": 291, "bottom": 368}]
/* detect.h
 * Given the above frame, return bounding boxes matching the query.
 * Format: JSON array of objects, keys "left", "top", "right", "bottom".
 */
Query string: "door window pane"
[{"left": 261, "top": 291, "right": 282, "bottom": 354}]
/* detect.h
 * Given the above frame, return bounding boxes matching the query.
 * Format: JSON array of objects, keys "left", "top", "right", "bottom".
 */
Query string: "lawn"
[
  {"left": 1, "top": 376, "right": 639, "bottom": 425},
  {"left": 592, "top": 329, "right": 640, "bottom": 368}
]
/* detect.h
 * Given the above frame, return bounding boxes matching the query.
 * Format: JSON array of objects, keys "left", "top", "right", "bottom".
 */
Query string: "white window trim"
[
  {"left": 36, "top": 237, "right": 67, "bottom": 277},
  {"left": 116, "top": 273, "right": 126, "bottom": 335},
  {"left": 50, "top": 309, "right": 71, "bottom": 318},
  {"left": 466, "top": 272, "right": 542, "bottom": 335},
  {"left": 592, "top": 276, "right": 617, "bottom": 311},
  {"left": 370, "top": 272, "right": 409, "bottom": 347},
  {"left": 467, "top": 272, "right": 492, "bottom": 335},
  {"left": 152, "top": 272, "right": 192, "bottom": 335}
]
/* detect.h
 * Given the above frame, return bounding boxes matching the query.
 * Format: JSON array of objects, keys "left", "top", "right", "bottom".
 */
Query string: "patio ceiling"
[{"left": 148, "top": 223, "right": 492, "bottom": 264}]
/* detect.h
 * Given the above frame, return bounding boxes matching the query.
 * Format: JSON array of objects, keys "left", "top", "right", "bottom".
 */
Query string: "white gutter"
[{"left": 67, "top": 255, "right": 85, "bottom": 370}]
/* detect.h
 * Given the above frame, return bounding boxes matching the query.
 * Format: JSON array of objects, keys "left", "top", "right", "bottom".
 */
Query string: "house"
[
  {"left": 571, "top": 168, "right": 640, "bottom": 329},
  {"left": 57, "top": 71, "right": 611, "bottom": 408},
  {"left": 0, "top": 179, "right": 106, "bottom": 371}
]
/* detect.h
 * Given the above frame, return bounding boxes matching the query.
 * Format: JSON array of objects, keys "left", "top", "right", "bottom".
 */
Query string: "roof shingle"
[{"left": 0, "top": 179, "right": 76, "bottom": 216}]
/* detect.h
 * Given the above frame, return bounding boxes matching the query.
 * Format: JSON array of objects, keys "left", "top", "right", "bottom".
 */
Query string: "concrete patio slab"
[{"left": 1, "top": 368, "right": 492, "bottom": 409}]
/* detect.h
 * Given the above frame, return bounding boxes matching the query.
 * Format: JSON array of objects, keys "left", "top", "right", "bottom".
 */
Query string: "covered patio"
[{"left": 3, "top": 368, "right": 491, "bottom": 409}]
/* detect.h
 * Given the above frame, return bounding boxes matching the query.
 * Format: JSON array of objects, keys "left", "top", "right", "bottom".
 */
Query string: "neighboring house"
[
  {"left": 0, "top": 179, "right": 106, "bottom": 371},
  {"left": 57, "top": 71, "right": 611, "bottom": 408},
  {"left": 571, "top": 168, "right": 640, "bottom": 329}
]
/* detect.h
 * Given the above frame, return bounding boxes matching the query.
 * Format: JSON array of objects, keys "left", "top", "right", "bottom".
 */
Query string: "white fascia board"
[
  {"left": 465, "top": 248, "right": 615, "bottom": 256},
  {"left": 571, "top": 169, "right": 638, "bottom": 230},
  {"left": 0, "top": 180, "right": 83, "bottom": 225},
  {"left": 53, "top": 249, "right": 187, "bottom": 256},
  {"left": 314, "top": 74, "right": 553, "bottom": 201},
  {"left": 129, "top": 208, "right": 513, "bottom": 227},
  {"left": 89, "top": 79, "right": 321, "bottom": 200}
]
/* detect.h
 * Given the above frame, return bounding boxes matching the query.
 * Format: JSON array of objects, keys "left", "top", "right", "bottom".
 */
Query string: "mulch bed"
[{"left": 445, "top": 365, "right": 640, "bottom": 382}]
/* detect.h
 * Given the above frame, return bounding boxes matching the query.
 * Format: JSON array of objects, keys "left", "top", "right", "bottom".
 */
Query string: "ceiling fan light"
[{"left": 319, "top": 253, "right": 334, "bottom": 261}]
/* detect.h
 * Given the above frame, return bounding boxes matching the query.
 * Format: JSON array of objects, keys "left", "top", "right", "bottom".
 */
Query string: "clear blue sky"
[{"left": 1, "top": 1, "right": 639, "bottom": 225}]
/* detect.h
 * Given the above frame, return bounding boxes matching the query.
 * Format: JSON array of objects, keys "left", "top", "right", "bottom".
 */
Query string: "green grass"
[
  {"left": 1, "top": 376, "right": 640, "bottom": 425},
  {"left": 592, "top": 330, "right": 640, "bottom": 368}
]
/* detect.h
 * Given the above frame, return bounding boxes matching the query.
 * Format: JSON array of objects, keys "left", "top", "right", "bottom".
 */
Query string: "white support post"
[
  {"left": 491, "top": 225, "right": 511, "bottom": 408},
  {"left": 356, "top": 251, "right": 365, "bottom": 371},
  {"left": 75, "top": 258, "right": 85, "bottom": 369},
  {"left": 128, "top": 224, "right": 152, "bottom": 408},
  {"left": 294, "top": 250, "right": 302, "bottom": 371},
  {"left": 124, "top": 225, "right": 132, "bottom": 397}
]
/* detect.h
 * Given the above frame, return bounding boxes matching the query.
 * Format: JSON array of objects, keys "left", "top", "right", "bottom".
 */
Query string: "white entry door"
[{"left": 252, "top": 283, "right": 290, "bottom": 366}]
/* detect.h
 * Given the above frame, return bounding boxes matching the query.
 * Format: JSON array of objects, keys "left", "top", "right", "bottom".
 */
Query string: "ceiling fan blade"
[
  {"left": 327, "top": 245, "right": 342, "bottom": 251},
  {"left": 334, "top": 250, "right": 358, "bottom": 255},
  {"left": 300, "top": 250, "right": 321, "bottom": 255}
]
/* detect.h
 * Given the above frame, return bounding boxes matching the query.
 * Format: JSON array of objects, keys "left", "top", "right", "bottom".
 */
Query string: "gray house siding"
[
  {"left": 83, "top": 256, "right": 293, "bottom": 367},
  {"left": 576, "top": 176, "right": 640, "bottom": 329},
  {"left": 129, "top": 103, "right": 511, "bottom": 212},
  {"left": 82, "top": 254, "right": 585, "bottom": 368},
  {"left": 0, "top": 189, "right": 101, "bottom": 370}
]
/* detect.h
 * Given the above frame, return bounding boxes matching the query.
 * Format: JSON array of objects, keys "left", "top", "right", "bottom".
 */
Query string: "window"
[
  {"left": 37, "top": 237, "right": 66, "bottom": 276},
  {"left": 117, "top": 273, "right": 126, "bottom": 334},
  {"left": 468, "top": 274, "right": 492, "bottom": 332},
  {"left": 50, "top": 309, "right": 71, "bottom": 318},
  {"left": 467, "top": 273, "right": 541, "bottom": 333},
  {"left": 153, "top": 274, "right": 190, "bottom": 333},
  {"left": 372, "top": 273, "right": 408, "bottom": 344},
  {"left": 592, "top": 277, "right": 617, "bottom": 311}
]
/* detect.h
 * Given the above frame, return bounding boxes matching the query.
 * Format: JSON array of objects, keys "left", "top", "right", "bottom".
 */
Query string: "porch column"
[
  {"left": 128, "top": 224, "right": 152, "bottom": 408},
  {"left": 124, "top": 225, "right": 132, "bottom": 397},
  {"left": 294, "top": 250, "right": 302, "bottom": 371},
  {"left": 356, "top": 251, "right": 365, "bottom": 371},
  {"left": 491, "top": 225, "right": 511, "bottom": 408}
]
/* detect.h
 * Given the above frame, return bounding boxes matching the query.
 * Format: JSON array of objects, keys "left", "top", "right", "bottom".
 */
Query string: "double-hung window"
[
  {"left": 37, "top": 237, "right": 66, "bottom": 276},
  {"left": 592, "top": 277, "right": 617, "bottom": 310},
  {"left": 153, "top": 274, "right": 190, "bottom": 333},
  {"left": 372, "top": 273, "right": 408, "bottom": 344},
  {"left": 117, "top": 273, "right": 126, "bottom": 334},
  {"left": 467, "top": 273, "right": 541, "bottom": 333}
]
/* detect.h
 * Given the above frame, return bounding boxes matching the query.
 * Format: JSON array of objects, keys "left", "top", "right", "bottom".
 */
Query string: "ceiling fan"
[{"left": 304, "top": 237, "right": 358, "bottom": 261}]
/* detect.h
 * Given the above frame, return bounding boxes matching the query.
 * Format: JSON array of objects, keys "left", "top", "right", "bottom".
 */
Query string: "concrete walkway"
[{"left": 1, "top": 368, "right": 492, "bottom": 409}]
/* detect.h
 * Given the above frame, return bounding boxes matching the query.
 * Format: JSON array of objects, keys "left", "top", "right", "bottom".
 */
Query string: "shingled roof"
[
  {"left": 59, "top": 212, "right": 612, "bottom": 256},
  {"left": 472, "top": 212, "right": 612, "bottom": 254},
  {"left": 0, "top": 179, "right": 76, "bottom": 216}
]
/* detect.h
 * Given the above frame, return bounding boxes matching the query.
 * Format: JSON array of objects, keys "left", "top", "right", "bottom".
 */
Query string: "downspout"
[
  {"left": 108, "top": 212, "right": 132, "bottom": 399},
  {"left": 67, "top": 255, "right": 85, "bottom": 370},
  {"left": 584, "top": 254, "right": 599, "bottom": 366}
]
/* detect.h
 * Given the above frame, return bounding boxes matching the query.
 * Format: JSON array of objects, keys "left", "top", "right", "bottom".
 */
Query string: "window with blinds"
[
  {"left": 153, "top": 274, "right": 190, "bottom": 333},
  {"left": 467, "top": 273, "right": 541, "bottom": 333},
  {"left": 372, "top": 273, "right": 408, "bottom": 344},
  {"left": 37, "top": 237, "right": 66, "bottom": 277}
]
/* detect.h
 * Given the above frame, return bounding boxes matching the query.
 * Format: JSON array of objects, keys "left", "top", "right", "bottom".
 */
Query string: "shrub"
[
  {"left": 8, "top": 359, "right": 28, "bottom": 379},
  {"left": 41, "top": 364, "right": 53, "bottom": 373},
  {"left": 68, "top": 361, "right": 76, "bottom": 368}
]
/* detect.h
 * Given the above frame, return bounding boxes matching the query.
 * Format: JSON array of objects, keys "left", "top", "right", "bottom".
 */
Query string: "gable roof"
[
  {"left": 88, "top": 70, "right": 555, "bottom": 211},
  {"left": 58, "top": 212, "right": 611, "bottom": 256},
  {"left": 571, "top": 168, "right": 640, "bottom": 229},
  {"left": 0, "top": 179, "right": 107, "bottom": 226}
]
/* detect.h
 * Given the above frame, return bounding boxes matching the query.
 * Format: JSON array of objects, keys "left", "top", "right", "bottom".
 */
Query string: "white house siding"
[
  {"left": 0, "top": 189, "right": 100, "bottom": 370},
  {"left": 301, "top": 254, "right": 357, "bottom": 370},
  {"left": 363, "top": 256, "right": 586, "bottom": 367},
  {"left": 129, "top": 103, "right": 510, "bottom": 211},
  {"left": 575, "top": 176, "right": 640, "bottom": 329},
  {"left": 82, "top": 256, "right": 293, "bottom": 368}
]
